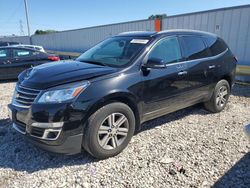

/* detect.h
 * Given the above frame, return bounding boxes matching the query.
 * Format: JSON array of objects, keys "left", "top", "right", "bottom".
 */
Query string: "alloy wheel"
[
  {"left": 97, "top": 113, "right": 129, "bottom": 150},
  {"left": 216, "top": 85, "right": 228, "bottom": 107}
]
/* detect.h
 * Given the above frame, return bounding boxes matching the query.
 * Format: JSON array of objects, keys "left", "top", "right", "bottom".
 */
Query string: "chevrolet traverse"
[{"left": 8, "top": 30, "right": 237, "bottom": 159}]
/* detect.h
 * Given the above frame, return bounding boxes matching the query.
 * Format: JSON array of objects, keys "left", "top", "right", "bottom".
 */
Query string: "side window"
[
  {"left": 181, "top": 36, "right": 209, "bottom": 60},
  {"left": 13, "top": 49, "right": 34, "bottom": 58},
  {"left": 148, "top": 37, "right": 182, "bottom": 64},
  {"left": 0, "top": 49, "right": 10, "bottom": 59},
  {"left": 205, "top": 37, "right": 228, "bottom": 56}
]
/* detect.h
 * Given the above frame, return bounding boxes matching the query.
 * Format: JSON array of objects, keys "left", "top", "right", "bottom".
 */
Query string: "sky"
[{"left": 0, "top": 0, "right": 250, "bottom": 36}]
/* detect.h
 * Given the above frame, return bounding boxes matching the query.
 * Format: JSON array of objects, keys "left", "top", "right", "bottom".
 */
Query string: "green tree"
[
  {"left": 148, "top": 14, "right": 167, "bottom": 20},
  {"left": 34, "top": 29, "right": 58, "bottom": 35}
]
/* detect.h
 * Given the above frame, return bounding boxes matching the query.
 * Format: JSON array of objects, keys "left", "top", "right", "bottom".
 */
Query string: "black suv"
[{"left": 8, "top": 30, "right": 237, "bottom": 159}]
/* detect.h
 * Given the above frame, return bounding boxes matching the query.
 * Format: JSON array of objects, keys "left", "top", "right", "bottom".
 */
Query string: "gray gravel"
[{"left": 0, "top": 82, "right": 249, "bottom": 188}]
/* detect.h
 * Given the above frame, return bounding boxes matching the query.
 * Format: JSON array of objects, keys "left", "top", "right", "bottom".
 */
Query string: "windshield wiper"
[{"left": 78, "top": 60, "right": 107, "bottom": 66}]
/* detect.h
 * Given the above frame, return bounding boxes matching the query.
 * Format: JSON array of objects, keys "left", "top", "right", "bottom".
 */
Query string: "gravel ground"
[{"left": 0, "top": 82, "right": 249, "bottom": 188}]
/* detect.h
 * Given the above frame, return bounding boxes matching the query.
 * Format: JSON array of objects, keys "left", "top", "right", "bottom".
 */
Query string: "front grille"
[
  {"left": 14, "top": 85, "right": 41, "bottom": 108},
  {"left": 30, "top": 127, "right": 45, "bottom": 137}
]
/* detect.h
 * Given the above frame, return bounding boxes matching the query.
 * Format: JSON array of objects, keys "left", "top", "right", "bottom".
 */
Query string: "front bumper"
[
  {"left": 8, "top": 101, "right": 88, "bottom": 155},
  {"left": 27, "top": 132, "right": 83, "bottom": 155}
]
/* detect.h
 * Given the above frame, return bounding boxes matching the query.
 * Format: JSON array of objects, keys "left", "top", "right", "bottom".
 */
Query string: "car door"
[
  {"left": 141, "top": 36, "right": 191, "bottom": 121},
  {"left": 179, "top": 35, "right": 213, "bottom": 101},
  {"left": 0, "top": 48, "right": 14, "bottom": 80},
  {"left": 11, "top": 48, "right": 38, "bottom": 77}
]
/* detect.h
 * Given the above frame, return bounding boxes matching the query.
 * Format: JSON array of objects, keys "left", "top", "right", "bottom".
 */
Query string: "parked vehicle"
[
  {"left": 11, "top": 44, "right": 46, "bottom": 52},
  {"left": 8, "top": 30, "right": 237, "bottom": 159},
  {"left": 0, "top": 41, "right": 20, "bottom": 46},
  {"left": 0, "top": 46, "right": 60, "bottom": 80}
]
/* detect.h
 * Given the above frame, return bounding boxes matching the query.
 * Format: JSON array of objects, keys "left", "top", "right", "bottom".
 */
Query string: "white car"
[{"left": 11, "top": 44, "right": 45, "bottom": 52}]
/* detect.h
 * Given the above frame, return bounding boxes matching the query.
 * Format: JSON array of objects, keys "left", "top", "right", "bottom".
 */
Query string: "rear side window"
[
  {"left": 13, "top": 49, "right": 34, "bottom": 58},
  {"left": 181, "top": 36, "right": 209, "bottom": 60},
  {"left": 0, "top": 49, "right": 10, "bottom": 59},
  {"left": 205, "top": 37, "right": 228, "bottom": 56},
  {"left": 148, "top": 37, "right": 182, "bottom": 64}
]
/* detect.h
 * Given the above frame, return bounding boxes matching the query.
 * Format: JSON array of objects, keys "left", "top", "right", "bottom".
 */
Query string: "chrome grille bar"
[{"left": 13, "top": 85, "right": 41, "bottom": 108}]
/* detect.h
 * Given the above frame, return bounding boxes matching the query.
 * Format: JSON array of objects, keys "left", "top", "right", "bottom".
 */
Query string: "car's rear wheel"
[
  {"left": 204, "top": 79, "right": 230, "bottom": 113},
  {"left": 83, "top": 102, "right": 135, "bottom": 159}
]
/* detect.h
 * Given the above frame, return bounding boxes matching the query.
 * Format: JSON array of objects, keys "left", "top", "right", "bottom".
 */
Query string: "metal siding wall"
[
  {"left": 242, "top": 7, "right": 250, "bottom": 65},
  {"left": 162, "top": 6, "right": 250, "bottom": 66},
  {"left": 1, "top": 6, "right": 250, "bottom": 66},
  {"left": 0, "top": 36, "right": 30, "bottom": 44},
  {"left": 31, "top": 19, "right": 154, "bottom": 52}
]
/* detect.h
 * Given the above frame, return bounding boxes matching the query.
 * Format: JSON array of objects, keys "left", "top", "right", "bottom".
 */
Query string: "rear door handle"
[
  {"left": 178, "top": 71, "right": 188, "bottom": 76},
  {"left": 208, "top": 65, "right": 216, "bottom": 69}
]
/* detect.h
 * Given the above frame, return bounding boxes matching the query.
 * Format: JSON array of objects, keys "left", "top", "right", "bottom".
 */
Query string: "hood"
[{"left": 18, "top": 60, "right": 117, "bottom": 89}]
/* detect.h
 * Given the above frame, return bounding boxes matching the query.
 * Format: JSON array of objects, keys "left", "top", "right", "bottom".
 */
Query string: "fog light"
[
  {"left": 42, "top": 129, "right": 62, "bottom": 140},
  {"left": 32, "top": 122, "right": 64, "bottom": 128}
]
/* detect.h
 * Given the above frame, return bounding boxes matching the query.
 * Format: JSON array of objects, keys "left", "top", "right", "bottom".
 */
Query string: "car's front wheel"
[{"left": 83, "top": 102, "right": 135, "bottom": 159}]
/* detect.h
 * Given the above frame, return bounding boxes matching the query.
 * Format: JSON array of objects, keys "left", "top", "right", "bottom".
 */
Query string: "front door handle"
[
  {"left": 178, "top": 71, "right": 188, "bottom": 76},
  {"left": 208, "top": 65, "right": 216, "bottom": 69}
]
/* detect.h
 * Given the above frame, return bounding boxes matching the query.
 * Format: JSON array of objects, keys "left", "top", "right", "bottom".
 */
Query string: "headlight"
[{"left": 37, "top": 82, "right": 90, "bottom": 103}]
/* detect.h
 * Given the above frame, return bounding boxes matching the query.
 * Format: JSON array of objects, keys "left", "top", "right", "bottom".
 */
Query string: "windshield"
[{"left": 76, "top": 36, "right": 150, "bottom": 67}]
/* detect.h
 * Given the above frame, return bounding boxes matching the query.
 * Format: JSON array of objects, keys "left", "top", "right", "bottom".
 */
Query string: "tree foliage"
[
  {"left": 148, "top": 14, "right": 167, "bottom": 20},
  {"left": 34, "top": 30, "right": 58, "bottom": 35}
]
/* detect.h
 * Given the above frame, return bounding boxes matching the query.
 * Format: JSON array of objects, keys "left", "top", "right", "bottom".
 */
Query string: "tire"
[
  {"left": 204, "top": 79, "right": 230, "bottom": 113},
  {"left": 83, "top": 102, "right": 135, "bottom": 159}
]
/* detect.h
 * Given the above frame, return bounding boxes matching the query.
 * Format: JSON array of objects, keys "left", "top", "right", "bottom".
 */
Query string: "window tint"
[
  {"left": 13, "top": 49, "right": 33, "bottom": 57},
  {"left": 77, "top": 37, "right": 148, "bottom": 67},
  {"left": 181, "top": 36, "right": 209, "bottom": 60},
  {"left": 0, "top": 49, "right": 10, "bottom": 58},
  {"left": 148, "top": 37, "right": 182, "bottom": 64},
  {"left": 205, "top": 37, "right": 228, "bottom": 56},
  {"left": 94, "top": 40, "right": 124, "bottom": 58}
]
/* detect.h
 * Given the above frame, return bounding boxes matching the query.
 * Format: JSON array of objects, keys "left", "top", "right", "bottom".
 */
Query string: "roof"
[
  {"left": 116, "top": 29, "right": 217, "bottom": 38},
  {"left": 0, "top": 46, "right": 36, "bottom": 50},
  {"left": 157, "top": 29, "right": 217, "bottom": 37},
  {"left": 117, "top": 31, "right": 157, "bottom": 37}
]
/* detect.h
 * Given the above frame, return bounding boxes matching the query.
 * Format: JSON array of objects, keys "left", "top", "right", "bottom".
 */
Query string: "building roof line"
[
  {"left": 7, "top": 4, "right": 250, "bottom": 37},
  {"left": 164, "top": 4, "right": 250, "bottom": 19}
]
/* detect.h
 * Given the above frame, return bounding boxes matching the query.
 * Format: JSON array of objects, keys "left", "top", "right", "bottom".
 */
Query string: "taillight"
[{"left": 48, "top": 56, "right": 60, "bottom": 61}]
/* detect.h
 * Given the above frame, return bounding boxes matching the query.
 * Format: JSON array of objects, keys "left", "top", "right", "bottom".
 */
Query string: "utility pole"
[
  {"left": 24, "top": 0, "right": 32, "bottom": 44},
  {"left": 19, "top": 20, "right": 24, "bottom": 36}
]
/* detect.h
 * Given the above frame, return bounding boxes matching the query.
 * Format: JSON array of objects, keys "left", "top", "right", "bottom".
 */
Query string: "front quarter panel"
[{"left": 75, "top": 70, "right": 143, "bottom": 121}]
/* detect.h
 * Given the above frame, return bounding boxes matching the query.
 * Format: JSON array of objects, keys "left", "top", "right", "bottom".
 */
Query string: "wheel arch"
[
  {"left": 84, "top": 92, "right": 141, "bottom": 133},
  {"left": 220, "top": 75, "right": 232, "bottom": 91}
]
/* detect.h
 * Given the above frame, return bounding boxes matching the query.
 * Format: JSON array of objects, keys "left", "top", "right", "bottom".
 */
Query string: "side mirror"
[{"left": 142, "top": 58, "right": 166, "bottom": 69}]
